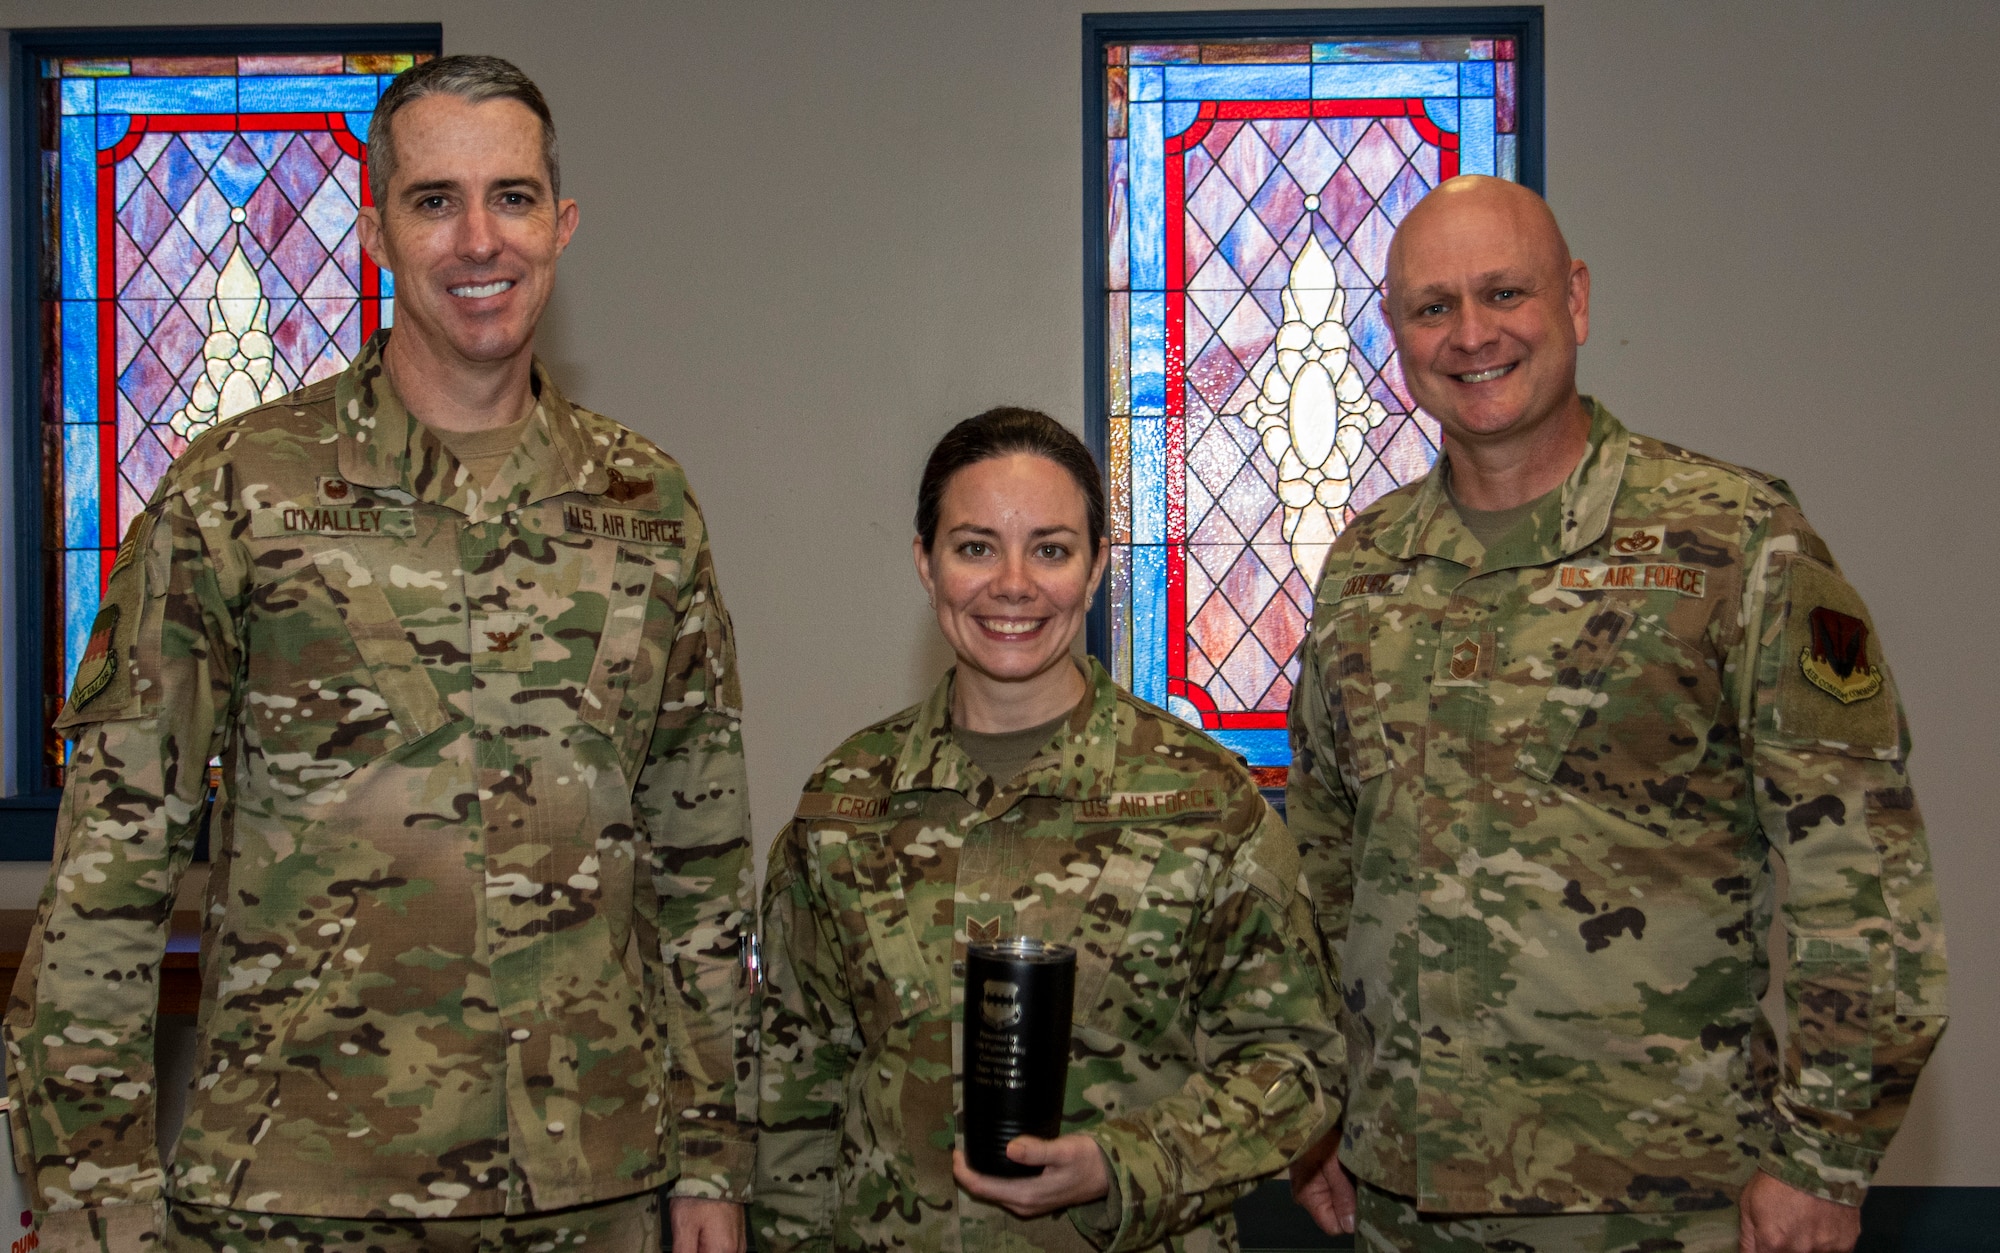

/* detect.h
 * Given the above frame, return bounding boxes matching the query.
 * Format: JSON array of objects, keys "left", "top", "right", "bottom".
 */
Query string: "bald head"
[
  {"left": 1377, "top": 174, "right": 1592, "bottom": 479},
  {"left": 1386, "top": 176, "right": 1572, "bottom": 314}
]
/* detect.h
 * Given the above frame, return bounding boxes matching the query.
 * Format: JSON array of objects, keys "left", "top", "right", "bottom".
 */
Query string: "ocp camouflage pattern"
[
  {"left": 1288, "top": 401, "right": 1947, "bottom": 1214},
  {"left": 4, "top": 332, "right": 757, "bottom": 1248},
  {"left": 753, "top": 659, "right": 1343, "bottom": 1252}
]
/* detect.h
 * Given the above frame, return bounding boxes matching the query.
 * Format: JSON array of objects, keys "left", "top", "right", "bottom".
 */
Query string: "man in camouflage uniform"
[
  {"left": 1287, "top": 177, "right": 1946, "bottom": 1253},
  {"left": 754, "top": 657, "right": 1342, "bottom": 1252},
  {"left": 5, "top": 56, "right": 755, "bottom": 1252}
]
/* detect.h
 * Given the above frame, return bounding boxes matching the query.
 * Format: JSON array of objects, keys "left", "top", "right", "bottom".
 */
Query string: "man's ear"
[{"left": 1567, "top": 258, "right": 1591, "bottom": 346}]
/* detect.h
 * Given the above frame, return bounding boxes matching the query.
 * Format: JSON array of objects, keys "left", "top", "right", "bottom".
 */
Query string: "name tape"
[
  {"left": 563, "top": 504, "right": 684, "bottom": 547},
  {"left": 1077, "top": 787, "right": 1222, "bottom": 822},
  {"left": 251, "top": 506, "right": 417, "bottom": 539},
  {"left": 1337, "top": 571, "right": 1411, "bottom": 600},
  {"left": 795, "top": 793, "right": 890, "bottom": 821},
  {"left": 1556, "top": 562, "right": 1707, "bottom": 597}
]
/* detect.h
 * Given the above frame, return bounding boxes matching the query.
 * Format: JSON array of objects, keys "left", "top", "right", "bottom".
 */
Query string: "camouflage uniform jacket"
[
  {"left": 753, "top": 659, "right": 1342, "bottom": 1253},
  {"left": 1287, "top": 400, "right": 1947, "bottom": 1215},
  {"left": 4, "top": 333, "right": 757, "bottom": 1249}
]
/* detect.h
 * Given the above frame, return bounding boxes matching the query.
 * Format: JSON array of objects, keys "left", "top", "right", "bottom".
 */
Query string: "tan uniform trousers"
[
  {"left": 164, "top": 1191, "right": 659, "bottom": 1253},
  {"left": 1358, "top": 1182, "right": 1739, "bottom": 1253}
]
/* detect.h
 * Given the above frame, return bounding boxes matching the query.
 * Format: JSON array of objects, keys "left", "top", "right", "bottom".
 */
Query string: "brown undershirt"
[
  {"left": 1451, "top": 475, "right": 1559, "bottom": 551},
  {"left": 426, "top": 410, "right": 534, "bottom": 491},
  {"left": 952, "top": 711, "right": 1071, "bottom": 789}
]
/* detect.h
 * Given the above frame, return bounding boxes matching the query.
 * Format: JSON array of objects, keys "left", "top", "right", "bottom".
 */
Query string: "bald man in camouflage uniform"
[
  {"left": 1287, "top": 176, "right": 1946, "bottom": 1253},
  {"left": 5, "top": 57, "right": 755, "bottom": 1252},
  {"left": 754, "top": 658, "right": 1341, "bottom": 1253}
]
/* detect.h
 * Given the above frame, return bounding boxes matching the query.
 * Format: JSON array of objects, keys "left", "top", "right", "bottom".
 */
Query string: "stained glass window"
[
  {"left": 1090, "top": 20, "right": 1541, "bottom": 784},
  {"left": 18, "top": 38, "right": 435, "bottom": 793}
]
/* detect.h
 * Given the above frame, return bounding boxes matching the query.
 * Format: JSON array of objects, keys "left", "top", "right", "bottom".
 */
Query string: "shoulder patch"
[
  {"left": 1772, "top": 559, "right": 1897, "bottom": 751},
  {"left": 794, "top": 793, "right": 890, "bottom": 821},
  {"left": 69, "top": 604, "right": 121, "bottom": 711}
]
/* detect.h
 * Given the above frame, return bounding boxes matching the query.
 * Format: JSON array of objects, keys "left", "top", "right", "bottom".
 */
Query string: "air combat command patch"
[
  {"left": 1801, "top": 606, "right": 1883, "bottom": 704},
  {"left": 70, "top": 603, "right": 120, "bottom": 711}
]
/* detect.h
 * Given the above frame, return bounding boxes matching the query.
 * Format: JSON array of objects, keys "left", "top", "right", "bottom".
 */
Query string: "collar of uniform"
[
  {"left": 888, "top": 657, "right": 1121, "bottom": 801},
  {"left": 334, "top": 331, "right": 611, "bottom": 521},
  {"left": 1387, "top": 397, "right": 1631, "bottom": 566}
]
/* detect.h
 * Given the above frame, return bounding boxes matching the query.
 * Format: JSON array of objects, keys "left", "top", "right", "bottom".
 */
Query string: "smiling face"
[
  {"left": 914, "top": 453, "right": 1110, "bottom": 728},
  {"left": 357, "top": 93, "right": 577, "bottom": 372},
  {"left": 1385, "top": 177, "right": 1590, "bottom": 449}
]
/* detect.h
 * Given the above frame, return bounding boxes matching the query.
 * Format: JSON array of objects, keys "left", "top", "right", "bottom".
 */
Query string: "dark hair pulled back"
[{"left": 915, "top": 408, "right": 1106, "bottom": 552}]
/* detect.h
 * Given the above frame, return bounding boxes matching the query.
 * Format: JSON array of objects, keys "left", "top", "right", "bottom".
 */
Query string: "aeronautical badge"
[
  {"left": 1610, "top": 524, "right": 1667, "bottom": 556},
  {"left": 1800, "top": 607, "right": 1883, "bottom": 704},
  {"left": 604, "top": 466, "right": 656, "bottom": 504},
  {"left": 71, "top": 603, "right": 120, "bottom": 710}
]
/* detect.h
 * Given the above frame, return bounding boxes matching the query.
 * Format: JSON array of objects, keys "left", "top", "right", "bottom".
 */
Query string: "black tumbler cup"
[{"left": 961, "top": 937, "right": 1076, "bottom": 1178}]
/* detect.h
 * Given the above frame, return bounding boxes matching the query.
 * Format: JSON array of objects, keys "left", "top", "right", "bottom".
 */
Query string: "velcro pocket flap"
[
  {"left": 310, "top": 549, "right": 454, "bottom": 743},
  {"left": 1791, "top": 934, "right": 1879, "bottom": 1112},
  {"left": 1332, "top": 613, "right": 1390, "bottom": 783}
]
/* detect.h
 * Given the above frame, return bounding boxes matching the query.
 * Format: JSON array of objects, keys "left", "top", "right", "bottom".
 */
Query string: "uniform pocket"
[
  {"left": 815, "top": 827, "right": 937, "bottom": 1031},
  {"left": 1515, "top": 605, "right": 1637, "bottom": 783},
  {"left": 1791, "top": 934, "right": 1879, "bottom": 1112},
  {"left": 580, "top": 547, "right": 678, "bottom": 780},
  {"left": 1330, "top": 614, "right": 1390, "bottom": 785},
  {"left": 243, "top": 546, "right": 453, "bottom": 794}
]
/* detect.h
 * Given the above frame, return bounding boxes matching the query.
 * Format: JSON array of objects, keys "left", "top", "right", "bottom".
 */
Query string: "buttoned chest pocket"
[
  {"left": 576, "top": 546, "right": 684, "bottom": 782},
  {"left": 244, "top": 544, "right": 455, "bottom": 793},
  {"left": 1514, "top": 604, "right": 1725, "bottom": 822},
  {"left": 1074, "top": 829, "right": 1208, "bottom": 1049},
  {"left": 812, "top": 826, "right": 939, "bottom": 1039}
]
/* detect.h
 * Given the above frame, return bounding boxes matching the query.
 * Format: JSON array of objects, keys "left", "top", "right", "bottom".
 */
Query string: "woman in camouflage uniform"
[{"left": 752, "top": 409, "right": 1343, "bottom": 1253}]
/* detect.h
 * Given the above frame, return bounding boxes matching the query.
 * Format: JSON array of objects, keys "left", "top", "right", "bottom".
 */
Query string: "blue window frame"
[
  {"left": 4, "top": 25, "right": 441, "bottom": 858},
  {"left": 1083, "top": 8, "right": 1544, "bottom": 787}
]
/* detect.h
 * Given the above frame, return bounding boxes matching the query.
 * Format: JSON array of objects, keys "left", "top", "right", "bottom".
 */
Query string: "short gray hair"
[{"left": 367, "top": 55, "right": 560, "bottom": 206}]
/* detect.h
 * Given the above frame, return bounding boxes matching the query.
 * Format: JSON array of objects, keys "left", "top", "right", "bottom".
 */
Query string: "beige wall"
[{"left": 2, "top": 0, "right": 1993, "bottom": 1188}]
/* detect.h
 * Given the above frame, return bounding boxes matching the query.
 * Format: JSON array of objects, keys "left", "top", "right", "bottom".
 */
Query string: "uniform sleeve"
[
  {"left": 749, "top": 823, "right": 857, "bottom": 1253},
  {"left": 1078, "top": 799, "right": 1344, "bottom": 1252},
  {"left": 1286, "top": 619, "right": 1357, "bottom": 950},
  {"left": 1738, "top": 515, "right": 1948, "bottom": 1206},
  {"left": 4, "top": 498, "right": 237, "bottom": 1251},
  {"left": 632, "top": 518, "right": 759, "bottom": 1201}
]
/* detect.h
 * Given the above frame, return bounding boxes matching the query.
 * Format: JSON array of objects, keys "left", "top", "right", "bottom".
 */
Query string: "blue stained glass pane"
[
  {"left": 1129, "top": 292, "right": 1165, "bottom": 414},
  {"left": 1460, "top": 61, "right": 1496, "bottom": 96},
  {"left": 1164, "top": 101, "right": 1202, "bottom": 137},
  {"left": 1163, "top": 65, "right": 1309, "bottom": 101},
  {"left": 1109, "top": 547, "right": 1133, "bottom": 686},
  {"left": 97, "top": 77, "right": 237, "bottom": 114},
  {"left": 1211, "top": 728, "right": 1289, "bottom": 762},
  {"left": 343, "top": 111, "right": 376, "bottom": 142},
  {"left": 239, "top": 75, "right": 383, "bottom": 112},
  {"left": 1130, "top": 417, "right": 1165, "bottom": 544},
  {"left": 210, "top": 135, "right": 267, "bottom": 205},
  {"left": 1460, "top": 98, "right": 1496, "bottom": 175},
  {"left": 64, "top": 553, "right": 99, "bottom": 692},
  {"left": 1497, "top": 133, "right": 1518, "bottom": 181},
  {"left": 96, "top": 115, "right": 131, "bottom": 149},
  {"left": 60, "top": 79, "right": 94, "bottom": 116},
  {"left": 1130, "top": 66, "right": 1163, "bottom": 103},
  {"left": 1129, "top": 104, "right": 1163, "bottom": 289},
  {"left": 1130, "top": 545, "right": 1167, "bottom": 704},
  {"left": 62, "top": 422, "right": 98, "bottom": 551},
  {"left": 1425, "top": 98, "right": 1460, "bottom": 130},
  {"left": 61, "top": 300, "right": 96, "bottom": 424},
  {"left": 1312, "top": 63, "right": 1458, "bottom": 98},
  {"left": 60, "top": 118, "right": 96, "bottom": 300}
]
